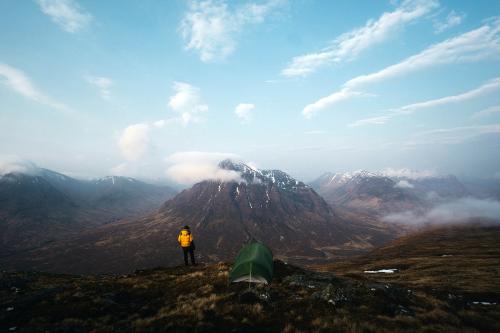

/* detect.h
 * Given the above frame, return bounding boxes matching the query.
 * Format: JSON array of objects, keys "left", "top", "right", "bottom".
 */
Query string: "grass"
[
  {"left": 1, "top": 225, "right": 499, "bottom": 332},
  {"left": 1, "top": 259, "right": 499, "bottom": 332}
]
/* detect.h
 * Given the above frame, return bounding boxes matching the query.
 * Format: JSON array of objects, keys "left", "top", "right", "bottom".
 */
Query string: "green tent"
[{"left": 229, "top": 242, "right": 274, "bottom": 284}]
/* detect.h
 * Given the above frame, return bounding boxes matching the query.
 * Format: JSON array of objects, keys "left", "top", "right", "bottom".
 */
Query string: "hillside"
[
  {"left": 312, "top": 224, "right": 500, "bottom": 296},
  {"left": 1, "top": 259, "right": 498, "bottom": 332}
]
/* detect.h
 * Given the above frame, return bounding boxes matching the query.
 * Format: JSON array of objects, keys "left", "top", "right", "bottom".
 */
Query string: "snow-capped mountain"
[
  {"left": 310, "top": 169, "right": 471, "bottom": 217},
  {"left": 2, "top": 160, "right": 397, "bottom": 274},
  {"left": 311, "top": 171, "right": 424, "bottom": 216}
]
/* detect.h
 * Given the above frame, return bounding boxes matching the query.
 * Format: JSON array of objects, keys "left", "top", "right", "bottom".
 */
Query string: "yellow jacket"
[{"left": 178, "top": 229, "right": 193, "bottom": 247}]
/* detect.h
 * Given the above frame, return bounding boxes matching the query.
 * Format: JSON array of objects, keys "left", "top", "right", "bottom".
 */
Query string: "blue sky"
[{"left": 0, "top": 0, "right": 499, "bottom": 183}]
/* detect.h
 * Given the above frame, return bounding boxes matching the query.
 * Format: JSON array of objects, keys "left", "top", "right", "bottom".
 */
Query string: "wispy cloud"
[
  {"left": 35, "top": 0, "right": 92, "bottom": 33},
  {"left": 234, "top": 103, "right": 254, "bottom": 123},
  {"left": 303, "top": 88, "right": 368, "bottom": 119},
  {"left": 349, "top": 115, "right": 392, "bottom": 127},
  {"left": 282, "top": 0, "right": 438, "bottom": 77},
  {"left": 165, "top": 82, "right": 208, "bottom": 126},
  {"left": 345, "top": 19, "right": 500, "bottom": 89},
  {"left": 0, "top": 62, "right": 71, "bottom": 112},
  {"left": 472, "top": 105, "right": 500, "bottom": 119},
  {"left": 406, "top": 123, "right": 500, "bottom": 146},
  {"left": 180, "top": 0, "right": 286, "bottom": 62},
  {"left": 304, "top": 130, "right": 326, "bottom": 135},
  {"left": 350, "top": 77, "right": 500, "bottom": 126},
  {"left": 304, "top": 19, "right": 500, "bottom": 118},
  {"left": 433, "top": 10, "right": 465, "bottom": 34},
  {"left": 85, "top": 75, "right": 113, "bottom": 100}
]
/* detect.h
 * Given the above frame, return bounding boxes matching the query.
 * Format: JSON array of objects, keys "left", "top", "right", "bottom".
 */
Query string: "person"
[{"left": 178, "top": 225, "right": 196, "bottom": 266}]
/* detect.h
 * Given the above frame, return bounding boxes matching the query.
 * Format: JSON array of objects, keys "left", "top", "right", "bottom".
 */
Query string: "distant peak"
[{"left": 217, "top": 159, "right": 305, "bottom": 190}]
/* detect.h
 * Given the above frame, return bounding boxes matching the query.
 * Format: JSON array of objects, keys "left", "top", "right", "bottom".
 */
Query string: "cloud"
[
  {"left": 349, "top": 115, "right": 392, "bottom": 127},
  {"left": 383, "top": 197, "right": 500, "bottom": 224},
  {"left": 303, "top": 88, "right": 368, "bottom": 119},
  {"left": 180, "top": 0, "right": 286, "bottom": 62},
  {"left": 282, "top": 0, "right": 438, "bottom": 77},
  {"left": 351, "top": 77, "right": 500, "bottom": 126},
  {"left": 0, "top": 156, "right": 39, "bottom": 176},
  {"left": 110, "top": 162, "right": 130, "bottom": 176},
  {"left": 85, "top": 75, "right": 113, "bottom": 100},
  {"left": 154, "top": 120, "right": 166, "bottom": 128},
  {"left": 165, "top": 151, "right": 242, "bottom": 185},
  {"left": 434, "top": 10, "right": 465, "bottom": 34},
  {"left": 35, "top": 0, "right": 92, "bottom": 33},
  {"left": 118, "top": 123, "right": 151, "bottom": 161},
  {"left": 394, "top": 77, "right": 500, "bottom": 114},
  {"left": 395, "top": 179, "right": 414, "bottom": 188},
  {"left": 303, "top": 18, "right": 500, "bottom": 117},
  {"left": 0, "top": 62, "right": 71, "bottom": 112},
  {"left": 381, "top": 167, "right": 437, "bottom": 179},
  {"left": 410, "top": 124, "right": 500, "bottom": 145},
  {"left": 234, "top": 103, "right": 254, "bottom": 123},
  {"left": 304, "top": 130, "right": 326, "bottom": 135},
  {"left": 167, "top": 82, "right": 208, "bottom": 126},
  {"left": 344, "top": 19, "right": 500, "bottom": 89},
  {"left": 494, "top": 172, "right": 500, "bottom": 180},
  {"left": 472, "top": 105, "right": 500, "bottom": 118}
]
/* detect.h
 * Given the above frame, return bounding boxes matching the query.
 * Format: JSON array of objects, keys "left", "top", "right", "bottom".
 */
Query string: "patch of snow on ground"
[
  {"left": 364, "top": 269, "right": 398, "bottom": 274},
  {"left": 472, "top": 301, "right": 497, "bottom": 305}
]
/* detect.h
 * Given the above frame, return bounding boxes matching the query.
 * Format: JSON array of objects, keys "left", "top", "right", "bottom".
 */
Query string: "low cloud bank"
[
  {"left": 383, "top": 197, "right": 500, "bottom": 225},
  {"left": 0, "top": 156, "right": 39, "bottom": 176},
  {"left": 395, "top": 180, "right": 414, "bottom": 189},
  {"left": 165, "top": 151, "right": 243, "bottom": 185},
  {"left": 381, "top": 167, "right": 437, "bottom": 179}
]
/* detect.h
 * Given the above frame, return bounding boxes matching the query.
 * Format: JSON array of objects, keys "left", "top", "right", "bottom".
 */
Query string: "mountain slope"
[
  {"left": 311, "top": 171, "right": 425, "bottom": 216},
  {"left": 0, "top": 168, "right": 176, "bottom": 255},
  {"left": 1, "top": 160, "right": 398, "bottom": 274}
]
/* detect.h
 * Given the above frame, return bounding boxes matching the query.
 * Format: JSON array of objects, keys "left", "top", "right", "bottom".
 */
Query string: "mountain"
[
  {"left": 310, "top": 171, "right": 425, "bottom": 216},
  {"left": 0, "top": 168, "right": 176, "bottom": 255},
  {"left": 310, "top": 170, "right": 470, "bottom": 217},
  {"left": 0, "top": 172, "right": 89, "bottom": 254},
  {"left": 1, "top": 160, "right": 398, "bottom": 274}
]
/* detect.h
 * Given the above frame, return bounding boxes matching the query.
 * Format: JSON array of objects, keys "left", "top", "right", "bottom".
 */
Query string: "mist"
[{"left": 383, "top": 197, "right": 500, "bottom": 225}]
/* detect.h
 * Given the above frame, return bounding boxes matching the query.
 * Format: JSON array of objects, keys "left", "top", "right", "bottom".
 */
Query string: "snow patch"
[
  {"left": 364, "top": 269, "right": 398, "bottom": 274},
  {"left": 472, "top": 301, "right": 496, "bottom": 305}
]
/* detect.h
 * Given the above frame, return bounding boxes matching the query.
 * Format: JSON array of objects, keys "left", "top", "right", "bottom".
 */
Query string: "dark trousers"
[{"left": 182, "top": 246, "right": 195, "bottom": 265}]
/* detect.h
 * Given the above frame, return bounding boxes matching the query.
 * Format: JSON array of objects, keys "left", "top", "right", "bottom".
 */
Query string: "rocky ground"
[{"left": 1, "top": 259, "right": 499, "bottom": 333}]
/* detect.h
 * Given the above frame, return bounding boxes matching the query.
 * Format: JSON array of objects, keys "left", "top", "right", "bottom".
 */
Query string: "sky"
[{"left": 0, "top": 0, "right": 500, "bottom": 184}]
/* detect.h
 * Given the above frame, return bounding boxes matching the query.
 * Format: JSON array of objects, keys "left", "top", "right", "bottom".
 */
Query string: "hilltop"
[{"left": 1, "top": 258, "right": 499, "bottom": 333}]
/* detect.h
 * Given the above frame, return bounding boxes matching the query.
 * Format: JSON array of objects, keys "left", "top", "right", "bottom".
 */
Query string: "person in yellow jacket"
[{"left": 178, "top": 225, "right": 196, "bottom": 266}]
